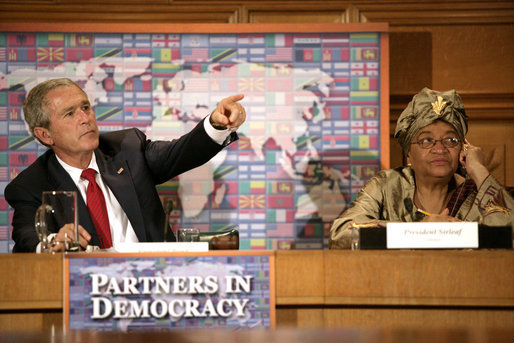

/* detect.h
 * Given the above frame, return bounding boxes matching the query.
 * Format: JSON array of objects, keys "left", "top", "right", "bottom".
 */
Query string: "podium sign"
[{"left": 64, "top": 251, "right": 275, "bottom": 331}]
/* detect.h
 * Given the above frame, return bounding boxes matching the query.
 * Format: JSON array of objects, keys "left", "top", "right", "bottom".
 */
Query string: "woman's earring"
[{"left": 407, "top": 163, "right": 412, "bottom": 167}]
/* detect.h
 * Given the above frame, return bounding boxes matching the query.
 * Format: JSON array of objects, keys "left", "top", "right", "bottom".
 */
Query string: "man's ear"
[{"left": 33, "top": 127, "right": 53, "bottom": 146}]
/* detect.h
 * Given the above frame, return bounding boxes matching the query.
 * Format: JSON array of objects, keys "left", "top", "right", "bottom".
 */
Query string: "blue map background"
[{"left": 0, "top": 31, "right": 384, "bottom": 252}]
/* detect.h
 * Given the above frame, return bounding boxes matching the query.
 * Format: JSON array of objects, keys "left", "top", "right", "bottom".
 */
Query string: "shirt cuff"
[{"left": 204, "top": 115, "right": 233, "bottom": 145}]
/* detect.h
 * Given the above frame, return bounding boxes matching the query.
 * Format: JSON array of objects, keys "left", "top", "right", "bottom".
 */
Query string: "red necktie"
[{"left": 81, "top": 168, "right": 112, "bottom": 248}]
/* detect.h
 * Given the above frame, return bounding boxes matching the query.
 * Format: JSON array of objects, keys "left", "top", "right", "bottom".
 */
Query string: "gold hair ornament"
[{"left": 431, "top": 96, "right": 447, "bottom": 115}]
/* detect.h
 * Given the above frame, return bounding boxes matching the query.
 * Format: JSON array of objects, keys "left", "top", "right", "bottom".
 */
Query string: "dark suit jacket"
[{"left": 5, "top": 119, "right": 236, "bottom": 252}]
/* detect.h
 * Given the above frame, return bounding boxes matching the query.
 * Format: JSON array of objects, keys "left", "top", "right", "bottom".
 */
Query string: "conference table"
[{"left": 0, "top": 250, "right": 513, "bottom": 331}]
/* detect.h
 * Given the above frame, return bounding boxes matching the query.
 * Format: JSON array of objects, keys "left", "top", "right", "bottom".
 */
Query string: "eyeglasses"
[{"left": 411, "top": 137, "right": 460, "bottom": 149}]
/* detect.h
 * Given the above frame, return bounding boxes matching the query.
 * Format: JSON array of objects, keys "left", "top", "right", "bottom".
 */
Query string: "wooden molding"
[
  {"left": 0, "top": 1, "right": 512, "bottom": 25},
  {"left": 390, "top": 93, "right": 514, "bottom": 121}
]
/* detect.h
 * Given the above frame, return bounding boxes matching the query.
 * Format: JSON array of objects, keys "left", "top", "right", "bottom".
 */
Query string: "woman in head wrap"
[{"left": 329, "top": 88, "right": 513, "bottom": 249}]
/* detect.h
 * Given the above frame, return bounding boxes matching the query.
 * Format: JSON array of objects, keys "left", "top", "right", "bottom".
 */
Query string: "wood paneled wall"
[{"left": 1, "top": 0, "right": 513, "bottom": 184}]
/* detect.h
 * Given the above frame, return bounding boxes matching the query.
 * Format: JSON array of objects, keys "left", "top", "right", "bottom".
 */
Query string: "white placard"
[
  {"left": 386, "top": 222, "right": 479, "bottom": 249},
  {"left": 114, "top": 242, "right": 209, "bottom": 252}
]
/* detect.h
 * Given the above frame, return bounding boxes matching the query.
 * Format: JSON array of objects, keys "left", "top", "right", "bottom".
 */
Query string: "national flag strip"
[
  {"left": 8, "top": 136, "right": 36, "bottom": 151},
  {"left": 248, "top": 238, "right": 267, "bottom": 250},
  {"left": 209, "top": 36, "right": 237, "bottom": 47},
  {"left": 7, "top": 33, "right": 36, "bottom": 46},
  {"left": 95, "top": 106, "right": 123, "bottom": 121},
  {"left": 295, "top": 48, "right": 321, "bottom": 62},
  {"left": 321, "top": 150, "right": 350, "bottom": 165},
  {"left": 351, "top": 62, "right": 379, "bottom": 76},
  {"left": 7, "top": 48, "right": 36, "bottom": 62},
  {"left": 324, "top": 91, "right": 349, "bottom": 105},
  {"left": 153, "top": 48, "right": 180, "bottom": 62},
  {"left": 67, "top": 34, "right": 93, "bottom": 47},
  {"left": 97, "top": 122, "right": 124, "bottom": 133},
  {"left": 266, "top": 92, "right": 292, "bottom": 106},
  {"left": 241, "top": 223, "right": 267, "bottom": 239},
  {"left": 237, "top": 47, "right": 266, "bottom": 63},
  {"left": 350, "top": 91, "right": 379, "bottom": 105},
  {"left": 325, "top": 105, "right": 350, "bottom": 120},
  {"left": 350, "top": 120, "right": 379, "bottom": 134},
  {"left": 152, "top": 63, "right": 181, "bottom": 77},
  {"left": 321, "top": 33, "right": 350, "bottom": 46},
  {"left": 239, "top": 195, "right": 265, "bottom": 209},
  {"left": 352, "top": 165, "right": 380, "bottom": 179},
  {"left": 350, "top": 150, "right": 379, "bottom": 164},
  {"left": 0, "top": 166, "right": 8, "bottom": 180},
  {"left": 95, "top": 34, "right": 123, "bottom": 47},
  {"left": 238, "top": 165, "right": 266, "bottom": 179},
  {"left": 182, "top": 48, "right": 208, "bottom": 62},
  {"left": 300, "top": 222, "right": 324, "bottom": 238},
  {"left": 351, "top": 77, "right": 378, "bottom": 91},
  {"left": 322, "top": 47, "right": 350, "bottom": 62},
  {"left": 94, "top": 48, "right": 122, "bottom": 59},
  {"left": 238, "top": 34, "right": 265, "bottom": 46},
  {"left": 293, "top": 34, "right": 321, "bottom": 46},
  {"left": 266, "top": 222, "right": 294, "bottom": 237},
  {"left": 8, "top": 121, "right": 28, "bottom": 134},
  {"left": 267, "top": 181, "right": 294, "bottom": 194},
  {"left": 210, "top": 210, "right": 238, "bottom": 222},
  {"left": 267, "top": 195, "right": 294, "bottom": 208},
  {"left": 66, "top": 48, "right": 94, "bottom": 61},
  {"left": 239, "top": 180, "right": 266, "bottom": 194},
  {"left": 265, "top": 48, "right": 292, "bottom": 62},
  {"left": 183, "top": 78, "right": 209, "bottom": 92},
  {"left": 0, "top": 225, "right": 8, "bottom": 240},
  {"left": 322, "top": 120, "right": 350, "bottom": 135},
  {"left": 124, "top": 106, "right": 152, "bottom": 121},
  {"left": 210, "top": 48, "right": 237, "bottom": 63},
  {"left": 351, "top": 135, "right": 379, "bottom": 149},
  {"left": 352, "top": 47, "right": 379, "bottom": 62},
  {"left": 36, "top": 33, "right": 65, "bottom": 47},
  {"left": 266, "top": 106, "right": 294, "bottom": 121},
  {"left": 150, "top": 120, "right": 182, "bottom": 138},
  {"left": 295, "top": 135, "right": 321, "bottom": 150},
  {"left": 213, "top": 165, "right": 238, "bottom": 180},
  {"left": 122, "top": 34, "right": 151, "bottom": 48},
  {"left": 124, "top": 48, "right": 152, "bottom": 58},
  {"left": 37, "top": 47, "right": 64, "bottom": 62},
  {"left": 350, "top": 33, "right": 379, "bottom": 47},
  {"left": 9, "top": 152, "right": 38, "bottom": 166},
  {"left": 239, "top": 210, "right": 266, "bottom": 221},
  {"left": 152, "top": 34, "right": 180, "bottom": 48},
  {"left": 323, "top": 135, "right": 350, "bottom": 150},
  {"left": 238, "top": 77, "right": 265, "bottom": 92},
  {"left": 211, "top": 77, "right": 238, "bottom": 93},
  {"left": 266, "top": 34, "right": 293, "bottom": 47},
  {"left": 352, "top": 106, "right": 378, "bottom": 120}
]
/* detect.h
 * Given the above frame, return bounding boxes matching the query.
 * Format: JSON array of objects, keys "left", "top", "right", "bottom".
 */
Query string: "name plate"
[
  {"left": 386, "top": 222, "right": 479, "bottom": 249},
  {"left": 64, "top": 252, "right": 274, "bottom": 331}
]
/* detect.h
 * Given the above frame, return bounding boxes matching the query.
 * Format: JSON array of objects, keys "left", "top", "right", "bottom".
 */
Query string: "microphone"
[{"left": 163, "top": 200, "right": 173, "bottom": 242}]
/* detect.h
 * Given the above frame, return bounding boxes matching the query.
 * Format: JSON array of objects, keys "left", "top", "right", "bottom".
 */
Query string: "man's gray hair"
[{"left": 23, "top": 78, "right": 86, "bottom": 145}]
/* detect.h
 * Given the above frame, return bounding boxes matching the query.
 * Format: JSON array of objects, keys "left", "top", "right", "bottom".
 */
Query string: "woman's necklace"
[{"left": 415, "top": 188, "right": 451, "bottom": 214}]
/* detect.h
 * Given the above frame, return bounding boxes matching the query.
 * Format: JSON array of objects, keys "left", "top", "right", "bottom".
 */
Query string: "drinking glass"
[
  {"left": 177, "top": 228, "right": 200, "bottom": 242},
  {"left": 35, "top": 191, "right": 79, "bottom": 252}
]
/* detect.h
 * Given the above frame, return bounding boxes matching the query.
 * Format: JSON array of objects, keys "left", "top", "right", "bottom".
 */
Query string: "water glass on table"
[{"left": 177, "top": 228, "right": 200, "bottom": 242}]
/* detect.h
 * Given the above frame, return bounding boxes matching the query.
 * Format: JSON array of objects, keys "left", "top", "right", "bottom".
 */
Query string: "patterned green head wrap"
[{"left": 394, "top": 88, "right": 468, "bottom": 152}]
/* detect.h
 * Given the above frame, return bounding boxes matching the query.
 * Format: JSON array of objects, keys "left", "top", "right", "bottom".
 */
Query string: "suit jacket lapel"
[{"left": 95, "top": 150, "right": 147, "bottom": 241}]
